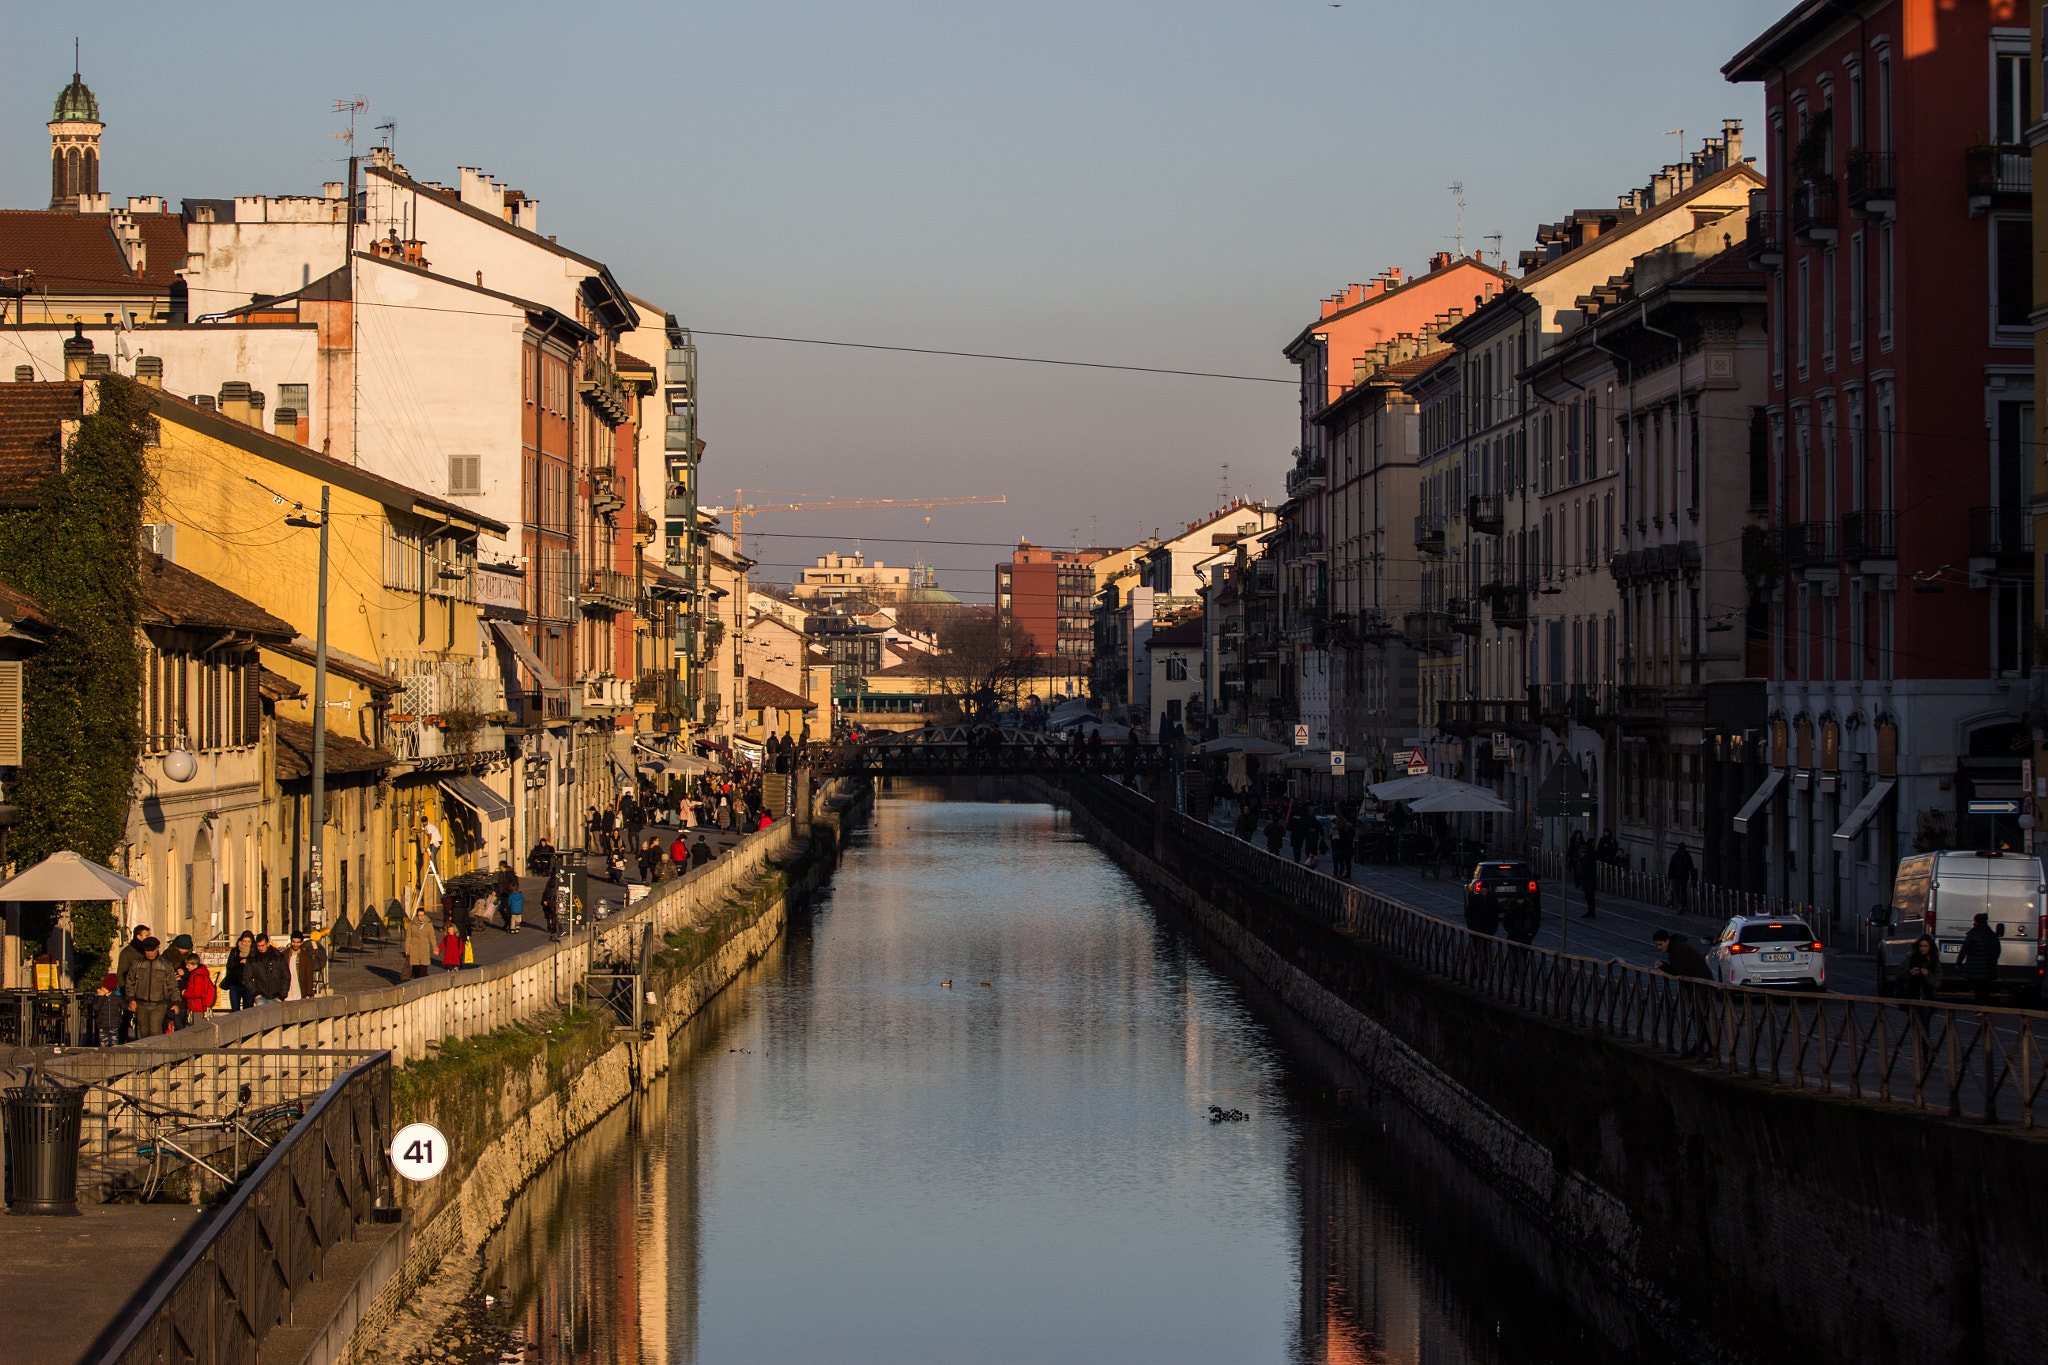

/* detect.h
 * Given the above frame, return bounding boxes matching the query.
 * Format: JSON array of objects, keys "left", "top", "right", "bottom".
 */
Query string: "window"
[
  {"left": 1165, "top": 656, "right": 1188, "bottom": 681},
  {"left": 1993, "top": 216, "right": 2033, "bottom": 336},
  {"left": 448, "top": 454, "right": 482, "bottom": 496},
  {"left": 1797, "top": 257, "right": 1811, "bottom": 375},
  {"left": 1996, "top": 48, "right": 2031, "bottom": 145},
  {"left": 277, "top": 383, "right": 308, "bottom": 419},
  {"left": 1877, "top": 224, "right": 1894, "bottom": 346},
  {"left": 1848, "top": 232, "right": 1864, "bottom": 355},
  {"left": 1876, "top": 50, "right": 1892, "bottom": 152},
  {"left": 1821, "top": 247, "right": 1836, "bottom": 367}
]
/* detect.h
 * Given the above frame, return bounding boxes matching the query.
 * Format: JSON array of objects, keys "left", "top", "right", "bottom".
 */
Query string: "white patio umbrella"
[
  {"left": 1408, "top": 787, "right": 1514, "bottom": 815},
  {"left": 0, "top": 849, "right": 142, "bottom": 902},
  {"left": 1195, "top": 734, "right": 1290, "bottom": 755},
  {"left": 1368, "top": 773, "right": 1469, "bottom": 801}
]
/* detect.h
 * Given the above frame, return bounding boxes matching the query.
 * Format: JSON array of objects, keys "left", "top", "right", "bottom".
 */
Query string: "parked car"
[
  {"left": 1464, "top": 860, "right": 1540, "bottom": 941},
  {"left": 1878, "top": 849, "right": 2045, "bottom": 999},
  {"left": 1707, "top": 916, "right": 1826, "bottom": 990}
]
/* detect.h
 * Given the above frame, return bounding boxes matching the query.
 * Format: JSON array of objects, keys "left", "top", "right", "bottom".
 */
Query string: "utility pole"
[{"left": 290, "top": 488, "right": 333, "bottom": 929}]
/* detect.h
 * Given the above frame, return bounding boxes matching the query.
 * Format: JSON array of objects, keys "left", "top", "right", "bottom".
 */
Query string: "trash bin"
[{"left": 4, "top": 1076, "right": 85, "bottom": 1216}]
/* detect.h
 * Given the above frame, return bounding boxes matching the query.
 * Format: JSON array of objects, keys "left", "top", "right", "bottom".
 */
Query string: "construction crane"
[{"left": 701, "top": 491, "right": 1007, "bottom": 543}]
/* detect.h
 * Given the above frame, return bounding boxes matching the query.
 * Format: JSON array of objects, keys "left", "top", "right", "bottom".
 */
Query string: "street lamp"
[{"left": 287, "top": 489, "right": 332, "bottom": 930}]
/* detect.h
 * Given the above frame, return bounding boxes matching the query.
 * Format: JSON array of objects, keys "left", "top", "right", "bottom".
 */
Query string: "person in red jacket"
[
  {"left": 181, "top": 955, "right": 218, "bottom": 1024},
  {"left": 440, "top": 923, "right": 465, "bottom": 973}
]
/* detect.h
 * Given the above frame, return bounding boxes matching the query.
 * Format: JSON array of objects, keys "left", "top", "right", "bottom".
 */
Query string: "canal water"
[{"left": 480, "top": 788, "right": 1682, "bottom": 1364}]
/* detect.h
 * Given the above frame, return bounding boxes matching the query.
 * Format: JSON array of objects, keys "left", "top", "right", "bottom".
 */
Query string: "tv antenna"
[
  {"left": 1664, "top": 127, "right": 1686, "bottom": 158},
  {"left": 1447, "top": 182, "right": 1466, "bottom": 257},
  {"left": 1219, "top": 462, "right": 1230, "bottom": 508},
  {"left": 1482, "top": 232, "right": 1502, "bottom": 267},
  {"left": 374, "top": 120, "right": 395, "bottom": 155}
]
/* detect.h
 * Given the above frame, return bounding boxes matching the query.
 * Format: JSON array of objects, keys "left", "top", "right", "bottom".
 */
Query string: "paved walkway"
[
  {"left": 322, "top": 820, "right": 758, "bottom": 995},
  {"left": 1207, "top": 807, "right": 1879, "bottom": 995}
]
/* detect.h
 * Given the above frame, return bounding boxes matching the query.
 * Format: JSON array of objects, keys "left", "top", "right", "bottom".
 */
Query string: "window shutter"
[
  {"left": 0, "top": 660, "right": 21, "bottom": 767},
  {"left": 243, "top": 659, "right": 261, "bottom": 746}
]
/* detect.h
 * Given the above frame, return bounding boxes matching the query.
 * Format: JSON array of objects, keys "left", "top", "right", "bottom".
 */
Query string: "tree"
[
  {"left": 0, "top": 376, "right": 152, "bottom": 984},
  {"left": 914, "top": 612, "right": 1038, "bottom": 722}
]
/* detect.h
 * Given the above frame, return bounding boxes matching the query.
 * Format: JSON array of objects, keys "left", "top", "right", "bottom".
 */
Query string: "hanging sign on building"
[
  {"left": 1492, "top": 732, "right": 1511, "bottom": 760},
  {"left": 1293, "top": 724, "right": 1310, "bottom": 747},
  {"left": 1329, "top": 750, "right": 1345, "bottom": 774}
]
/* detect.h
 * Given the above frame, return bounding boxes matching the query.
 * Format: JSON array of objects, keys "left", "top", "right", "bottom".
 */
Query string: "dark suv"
[{"left": 1465, "top": 861, "right": 1541, "bottom": 943}]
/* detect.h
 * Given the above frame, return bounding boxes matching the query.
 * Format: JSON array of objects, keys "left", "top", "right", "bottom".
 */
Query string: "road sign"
[
  {"left": 1536, "top": 754, "right": 1596, "bottom": 818},
  {"left": 1408, "top": 759, "right": 1430, "bottom": 776},
  {"left": 1294, "top": 724, "right": 1310, "bottom": 747},
  {"left": 390, "top": 1122, "right": 450, "bottom": 1182},
  {"left": 1968, "top": 799, "right": 2020, "bottom": 815},
  {"left": 1330, "top": 750, "right": 1345, "bottom": 773},
  {"left": 1491, "top": 731, "right": 1510, "bottom": 760}
]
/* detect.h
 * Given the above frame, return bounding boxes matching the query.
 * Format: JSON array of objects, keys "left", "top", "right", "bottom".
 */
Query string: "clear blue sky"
[{"left": 7, "top": 1, "right": 1783, "bottom": 601}]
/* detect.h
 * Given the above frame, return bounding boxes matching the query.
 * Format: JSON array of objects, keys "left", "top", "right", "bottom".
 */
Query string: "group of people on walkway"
[{"left": 96, "top": 923, "right": 327, "bottom": 1044}]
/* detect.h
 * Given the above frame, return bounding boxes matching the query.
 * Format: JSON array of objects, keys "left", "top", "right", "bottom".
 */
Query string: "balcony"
[
  {"left": 1844, "top": 149, "right": 1896, "bottom": 219},
  {"left": 1437, "top": 698, "right": 1535, "bottom": 741},
  {"left": 581, "top": 676, "right": 633, "bottom": 714},
  {"left": 1357, "top": 609, "right": 1395, "bottom": 640},
  {"left": 1781, "top": 520, "right": 1836, "bottom": 571},
  {"left": 579, "top": 355, "right": 631, "bottom": 425},
  {"left": 1744, "top": 207, "right": 1783, "bottom": 266},
  {"left": 1839, "top": 508, "right": 1897, "bottom": 562},
  {"left": 665, "top": 410, "right": 697, "bottom": 453},
  {"left": 1447, "top": 597, "right": 1480, "bottom": 635},
  {"left": 514, "top": 690, "right": 571, "bottom": 727},
  {"left": 1967, "top": 505, "right": 2033, "bottom": 563},
  {"left": 581, "top": 567, "right": 637, "bottom": 613},
  {"left": 1789, "top": 180, "right": 1837, "bottom": 245},
  {"left": 1966, "top": 145, "right": 2029, "bottom": 216},
  {"left": 1414, "top": 515, "right": 1445, "bottom": 555},
  {"left": 1404, "top": 610, "right": 1452, "bottom": 653},
  {"left": 1490, "top": 584, "right": 1529, "bottom": 628},
  {"left": 1468, "top": 491, "right": 1504, "bottom": 535},
  {"left": 1285, "top": 455, "right": 1327, "bottom": 497},
  {"left": 1529, "top": 682, "right": 1615, "bottom": 727}
]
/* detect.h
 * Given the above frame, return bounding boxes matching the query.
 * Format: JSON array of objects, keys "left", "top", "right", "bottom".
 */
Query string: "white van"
[{"left": 1879, "top": 850, "right": 2045, "bottom": 998}]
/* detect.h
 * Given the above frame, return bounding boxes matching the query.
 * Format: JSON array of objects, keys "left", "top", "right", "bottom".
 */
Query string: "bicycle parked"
[{"left": 97, "top": 1082, "right": 305, "bottom": 1202}]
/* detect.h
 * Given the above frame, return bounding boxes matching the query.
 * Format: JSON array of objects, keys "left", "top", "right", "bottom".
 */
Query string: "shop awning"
[
  {"left": 1831, "top": 778, "right": 1896, "bottom": 851},
  {"left": 639, "top": 755, "right": 708, "bottom": 775},
  {"left": 1731, "top": 768, "right": 1786, "bottom": 835},
  {"left": 440, "top": 775, "right": 512, "bottom": 824},
  {"left": 489, "top": 619, "right": 559, "bottom": 691}
]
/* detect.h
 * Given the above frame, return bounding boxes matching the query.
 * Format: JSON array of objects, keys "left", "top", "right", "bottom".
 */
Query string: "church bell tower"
[{"left": 48, "top": 51, "right": 102, "bottom": 210}]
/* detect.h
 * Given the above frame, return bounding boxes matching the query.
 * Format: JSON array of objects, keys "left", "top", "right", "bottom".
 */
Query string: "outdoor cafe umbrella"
[
  {"left": 1407, "top": 787, "right": 1515, "bottom": 815},
  {"left": 0, "top": 850, "right": 141, "bottom": 902},
  {"left": 1195, "top": 734, "right": 1290, "bottom": 755},
  {"left": 1368, "top": 773, "right": 1471, "bottom": 802}
]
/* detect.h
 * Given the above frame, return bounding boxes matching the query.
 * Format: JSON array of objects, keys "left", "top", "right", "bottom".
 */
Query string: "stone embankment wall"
[
  {"left": 336, "top": 786, "right": 869, "bottom": 1365},
  {"left": 1056, "top": 780, "right": 2048, "bottom": 1365}
]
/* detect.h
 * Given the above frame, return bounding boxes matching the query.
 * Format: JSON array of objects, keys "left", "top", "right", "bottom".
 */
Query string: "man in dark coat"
[
  {"left": 115, "top": 925, "right": 151, "bottom": 1042},
  {"left": 247, "top": 935, "right": 290, "bottom": 1002},
  {"left": 122, "top": 938, "right": 178, "bottom": 1039},
  {"left": 1654, "top": 929, "right": 1714, "bottom": 1058},
  {"left": 690, "top": 836, "right": 715, "bottom": 868},
  {"left": 1958, "top": 912, "right": 2003, "bottom": 1004},
  {"left": 1667, "top": 843, "right": 1697, "bottom": 913},
  {"left": 1653, "top": 930, "right": 1713, "bottom": 980}
]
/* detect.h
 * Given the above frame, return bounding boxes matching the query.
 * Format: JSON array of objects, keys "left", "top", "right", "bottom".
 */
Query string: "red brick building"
[{"left": 996, "top": 541, "right": 1105, "bottom": 659}]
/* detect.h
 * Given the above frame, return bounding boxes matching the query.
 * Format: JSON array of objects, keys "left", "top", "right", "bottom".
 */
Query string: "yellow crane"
[{"left": 703, "top": 490, "right": 1007, "bottom": 543}]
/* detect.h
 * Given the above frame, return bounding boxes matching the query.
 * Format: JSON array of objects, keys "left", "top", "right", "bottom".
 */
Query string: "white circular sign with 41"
[{"left": 389, "top": 1121, "right": 450, "bottom": 1182}]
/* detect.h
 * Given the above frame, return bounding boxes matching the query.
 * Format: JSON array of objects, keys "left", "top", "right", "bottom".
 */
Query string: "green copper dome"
[{"left": 52, "top": 73, "right": 99, "bottom": 124}]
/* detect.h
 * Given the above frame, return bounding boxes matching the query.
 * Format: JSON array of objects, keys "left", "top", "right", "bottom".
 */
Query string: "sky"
[{"left": 6, "top": 1, "right": 1784, "bottom": 603}]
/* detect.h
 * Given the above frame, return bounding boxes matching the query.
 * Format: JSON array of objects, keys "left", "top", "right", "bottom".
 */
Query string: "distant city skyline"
[{"left": 6, "top": 1, "right": 1776, "bottom": 598}]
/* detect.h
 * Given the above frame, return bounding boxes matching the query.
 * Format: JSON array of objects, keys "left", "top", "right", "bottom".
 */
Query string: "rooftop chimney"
[
  {"left": 246, "top": 389, "right": 266, "bottom": 423},
  {"left": 85, "top": 354, "right": 110, "bottom": 376},
  {"left": 219, "top": 381, "right": 252, "bottom": 423},
  {"left": 62, "top": 324, "right": 94, "bottom": 381},
  {"left": 135, "top": 356, "right": 162, "bottom": 389},
  {"left": 1429, "top": 251, "right": 1453, "bottom": 272},
  {"left": 274, "top": 407, "right": 298, "bottom": 441},
  {"left": 1723, "top": 119, "right": 1743, "bottom": 166},
  {"left": 192, "top": 394, "right": 216, "bottom": 410},
  {"left": 13, "top": 366, "right": 32, "bottom": 382}
]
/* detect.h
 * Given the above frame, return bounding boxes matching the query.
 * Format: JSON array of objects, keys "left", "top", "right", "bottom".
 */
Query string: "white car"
[{"left": 1706, "top": 916, "right": 1827, "bottom": 991}]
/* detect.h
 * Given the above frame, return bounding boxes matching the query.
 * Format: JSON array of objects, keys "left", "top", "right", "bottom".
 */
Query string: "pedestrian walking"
[
  {"left": 670, "top": 833, "right": 688, "bottom": 874},
  {"left": 224, "top": 930, "right": 256, "bottom": 1011},
  {"left": 404, "top": 909, "right": 437, "bottom": 979},
  {"left": 166, "top": 934, "right": 197, "bottom": 1027},
  {"left": 541, "top": 870, "right": 563, "bottom": 936},
  {"left": 496, "top": 860, "right": 522, "bottom": 933},
  {"left": 1574, "top": 836, "right": 1599, "bottom": 919},
  {"left": 691, "top": 835, "right": 714, "bottom": 868},
  {"left": 439, "top": 922, "right": 465, "bottom": 973},
  {"left": 1263, "top": 816, "right": 1286, "bottom": 856},
  {"left": 1331, "top": 817, "right": 1355, "bottom": 880},
  {"left": 1667, "top": 843, "right": 1697, "bottom": 913},
  {"left": 285, "top": 930, "right": 325, "bottom": 1000},
  {"left": 1958, "top": 912, "right": 2002, "bottom": 1005},
  {"left": 115, "top": 924, "right": 150, "bottom": 1042},
  {"left": 122, "top": 937, "right": 177, "bottom": 1039}
]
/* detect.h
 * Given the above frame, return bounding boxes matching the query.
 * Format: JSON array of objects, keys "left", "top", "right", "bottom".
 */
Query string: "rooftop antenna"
[
  {"left": 1220, "top": 462, "right": 1230, "bottom": 509},
  {"left": 1482, "top": 232, "right": 1502, "bottom": 268},
  {"left": 1664, "top": 127, "right": 1686, "bottom": 159},
  {"left": 74, "top": 37, "right": 80, "bottom": 77},
  {"left": 375, "top": 120, "right": 395, "bottom": 156},
  {"left": 1447, "top": 182, "right": 1466, "bottom": 257}
]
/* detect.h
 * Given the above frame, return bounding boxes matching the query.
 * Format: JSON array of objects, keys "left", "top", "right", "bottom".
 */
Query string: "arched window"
[
  {"left": 83, "top": 149, "right": 97, "bottom": 196},
  {"left": 63, "top": 147, "right": 80, "bottom": 200}
]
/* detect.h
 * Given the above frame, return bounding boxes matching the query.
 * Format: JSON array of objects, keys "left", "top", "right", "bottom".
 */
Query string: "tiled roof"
[
  {"left": 1384, "top": 348, "right": 1456, "bottom": 378},
  {"left": 1668, "top": 243, "right": 1761, "bottom": 289},
  {"left": 612, "top": 350, "right": 653, "bottom": 372},
  {"left": 0, "top": 575, "right": 51, "bottom": 630},
  {"left": 747, "top": 677, "right": 817, "bottom": 711},
  {"left": 273, "top": 717, "right": 395, "bottom": 779},
  {"left": 139, "top": 555, "right": 297, "bottom": 639},
  {"left": 0, "top": 382, "right": 82, "bottom": 504},
  {"left": 0, "top": 210, "right": 187, "bottom": 294},
  {"left": 269, "top": 638, "right": 404, "bottom": 693},
  {"left": 258, "top": 668, "right": 302, "bottom": 700}
]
